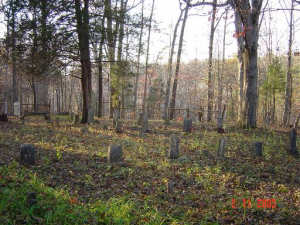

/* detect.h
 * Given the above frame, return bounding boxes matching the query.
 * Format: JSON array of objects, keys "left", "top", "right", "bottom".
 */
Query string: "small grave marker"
[
  {"left": 108, "top": 144, "right": 123, "bottom": 163},
  {"left": 253, "top": 142, "right": 263, "bottom": 157},
  {"left": 183, "top": 118, "right": 192, "bottom": 133},
  {"left": 20, "top": 144, "right": 35, "bottom": 165},
  {"left": 169, "top": 135, "right": 180, "bottom": 159}
]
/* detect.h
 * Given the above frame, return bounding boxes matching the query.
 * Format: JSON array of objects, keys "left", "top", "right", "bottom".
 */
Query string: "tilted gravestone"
[
  {"left": 169, "top": 135, "right": 180, "bottom": 159},
  {"left": 20, "top": 144, "right": 35, "bottom": 165},
  {"left": 217, "top": 138, "right": 226, "bottom": 159},
  {"left": 290, "top": 128, "right": 298, "bottom": 156},
  {"left": 137, "top": 113, "right": 143, "bottom": 126},
  {"left": 253, "top": 142, "right": 263, "bottom": 157},
  {"left": 183, "top": 118, "right": 192, "bottom": 133},
  {"left": 113, "top": 109, "right": 120, "bottom": 128},
  {"left": 13, "top": 102, "right": 21, "bottom": 117},
  {"left": 108, "top": 144, "right": 123, "bottom": 163},
  {"left": 74, "top": 114, "right": 80, "bottom": 124},
  {"left": 167, "top": 181, "right": 174, "bottom": 194},
  {"left": 142, "top": 112, "right": 149, "bottom": 133},
  {"left": 113, "top": 109, "right": 122, "bottom": 133}
]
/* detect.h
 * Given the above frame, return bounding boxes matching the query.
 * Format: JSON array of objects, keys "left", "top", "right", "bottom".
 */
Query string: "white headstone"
[
  {"left": 4, "top": 101, "right": 7, "bottom": 114},
  {"left": 14, "top": 102, "right": 20, "bottom": 117}
]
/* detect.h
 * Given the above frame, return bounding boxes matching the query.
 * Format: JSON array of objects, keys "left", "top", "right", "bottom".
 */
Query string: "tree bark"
[
  {"left": 133, "top": 0, "right": 144, "bottom": 117},
  {"left": 142, "top": 0, "right": 155, "bottom": 114},
  {"left": 163, "top": 8, "right": 184, "bottom": 122},
  {"left": 231, "top": 0, "right": 263, "bottom": 128},
  {"left": 218, "top": 8, "right": 228, "bottom": 118},
  {"left": 10, "top": 0, "right": 18, "bottom": 103},
  {"left": 74, "top": 0, "right": 93, "bottom": 123},
  {"left": 283, "top": 0, "right": 294, "bottom": 127},
  {"left": 207, "top": 0, "right": 217, "bottom": 122},
  {"left": 169, "top": 2, "right": 189, "bottom": 120}
]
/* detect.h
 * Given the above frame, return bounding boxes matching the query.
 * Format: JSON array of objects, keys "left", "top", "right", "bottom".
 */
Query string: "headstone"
[
  {"left": 108, "top": 144, "right": 123, "bottom": 163},
  {"left": 217, "top": 138, "right": 226, "bottom": 159},
  {"left": 4, "top": 101, "right": 7, "bottom": 114},
  {"left": 0, "top": 102, "right": 8, "bottom": 121},
  {"left": 169, "top": 135, "right": 179, "bottom": 159},
  {"left": 183, "top": 118, "right": 192, "bottom": 133},
  {"left": 142, "top": 112, "right": 149, "bottom": 133},
  {"left": 14, "top": 102, "right": 21, "bottom": 117},
  {"left": 0, "top": 114, "right": 8, "bottom": 121},
  {"left": 167, "top": 181, "right": 174, "bottom": 194},
  {"left": 74, "top": 114, "right": 80, "bottom": 124},
  {"left": 137, "top": 113, "right": 143, "bottom": 125},
  {"left": 253, "top": 142, "right": 263, "bottom": 157},
  {"left": 290, "top": 128, "right": 298, "bottom": 156},
  {"left": 44, "top": 113, "right": 50, "bottom": 121},
  {"left": 88, "top": 108, "right": 94, "bottom": 123},
  {"left": 20, "top": 144, "right": 35, "bottom": 165},
  {"left": 115, "top": 120, "right": 123, "bottom": 133},
  {"left": 113, "top": 109, "right": 120, "bottom": 128}
]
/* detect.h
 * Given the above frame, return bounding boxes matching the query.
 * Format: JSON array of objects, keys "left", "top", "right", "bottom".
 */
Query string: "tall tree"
[
  {"left": 163, "top": 7, "right": 184, "bottom": 122},
  {"left": 234, "top": 10, "right": 246, "bottom": 124},
  {"left": 133, "top": 0, "right": 144, "bottom": 116},
  {"left": 142, "top": 0, "right": 155, "bottom": 114},
  {"left": 218, "top": 8, "right": 228, "bottom": 118},
  {"left": 283, "top": 0, "right": 294, "bottom": 127},
  {"left": 169, "top": 1, "right": 189, "bottom": 120},
  {"left": 74, "top": 0, "right": 93, "bottom": 123},
  {"left": 230, "top": 0, "right": 264, "bottom": 128},
  {"left": 207, "top": 0, "right": 217, "bottom": 122}
]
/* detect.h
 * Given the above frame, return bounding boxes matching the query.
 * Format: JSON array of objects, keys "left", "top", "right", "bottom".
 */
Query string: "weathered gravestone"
[
  {"left": 142, "top": 112, "right": 149, "bottom": 132},
  {"left": 167, "top": 181, "right": 174, "bottom": 194},
  {"left": 217, "top": 138, "right": 226, "bottom": 159},
  {"left": 137, "top": 113, "right": 143, "bottom": 125},
  {"left": 113, "top": 109, "right": 120, "bottom": 128},
  {"left": 108, "top": 144, "right": 123, "bottom": 163},
  {"left": 70, "top": 112, "right": 75, "bottom": 122},
  {"left": 13, "top": 102, "right": 21, "bottom": 117},
  {"left": 253, "top": 142, "right": 263, "bottom": 157},
  {"left": 73, "top": 114, "right": 80, "bottom": 124},
  {"left": 168, "top": 135, "right": 180, "bottom": 159},
  {"left": 217, "top": 105, "right": 226, "bottom": 133},
  {"left": 20, "top": 144, "right": 35, "bottom": 165},
  {"left": 113, "top": 109, "right": 122, "bottom": 133},
  {"left": 290, "top": 128, "right": 299, "bottom": 156},
  {"left": 183, "top": 118, "right": 192, "bottom": 133},
  {"left": 0, "top": 101, "right": 8, "bottom": 121}
]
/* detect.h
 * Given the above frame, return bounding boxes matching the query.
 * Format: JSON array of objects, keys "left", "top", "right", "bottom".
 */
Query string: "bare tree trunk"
[
  {"left": 283, "top": 0, "right": 294, "bottom": 127},
  {"left": 142, "top": 0, "right": 155, "bottom": 114},
  {"left": 231, "top": 0, "right": 263, "bottom": 128},
  {"left": 10, "top": 0, "right": 18, "bottom": 103},
  {"left": 74, "top": 0, "right": 93, "bottom": 123},
  {"left": 234, "top": 10, "right": 245, "bottom": 124},
  {"left": 218, "top": 8, "right": 228, "bottom": 118},
  {"left": 169, "top": 2, "right": 189, "bottom": 120},
  {"left": 97, "top": 20, "right": 105, "bottom": 117},
  {"left": 207, "top": 0, "right": 217, "bottom": 122},
  {"left": 163, "top": 8, "right": 184, "bottom": 122},
  {"left": 104, "top": 0, "right": 115, "bottom": 118},
  {"left": 117, "top": 0, "right": 127, "bottom": 112},
  {"left": 133, "top": 0, "right": 144, "bottom": 117}
]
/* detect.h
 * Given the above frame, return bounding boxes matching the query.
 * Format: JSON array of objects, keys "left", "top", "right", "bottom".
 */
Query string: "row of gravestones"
[{"left": 19, "top": 128, "right": 298, "bottom": 166}]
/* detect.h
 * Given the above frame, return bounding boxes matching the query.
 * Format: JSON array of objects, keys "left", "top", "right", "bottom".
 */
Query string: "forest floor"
[{"left": 0, "top": 115, "right": 299, "bottom": 225}]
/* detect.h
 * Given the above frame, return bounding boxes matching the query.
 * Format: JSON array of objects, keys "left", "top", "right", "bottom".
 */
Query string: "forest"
[{"left": 0, "top": 0, "right": 299, "bottom": 224}]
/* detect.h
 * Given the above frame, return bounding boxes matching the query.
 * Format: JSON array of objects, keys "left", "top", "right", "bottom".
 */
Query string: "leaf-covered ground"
[{"left": 0, "top": 116, "right": 299, "bottom": 224}]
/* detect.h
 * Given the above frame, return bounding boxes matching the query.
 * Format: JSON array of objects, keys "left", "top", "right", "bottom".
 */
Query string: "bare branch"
[{"left": 184, "top": 0, "right": 230, "bottom": 7}]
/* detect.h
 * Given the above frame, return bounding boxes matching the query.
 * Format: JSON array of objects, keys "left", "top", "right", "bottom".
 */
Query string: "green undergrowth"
[{"left": 0, "top": 162, "right": 174, "bottom": 225}]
